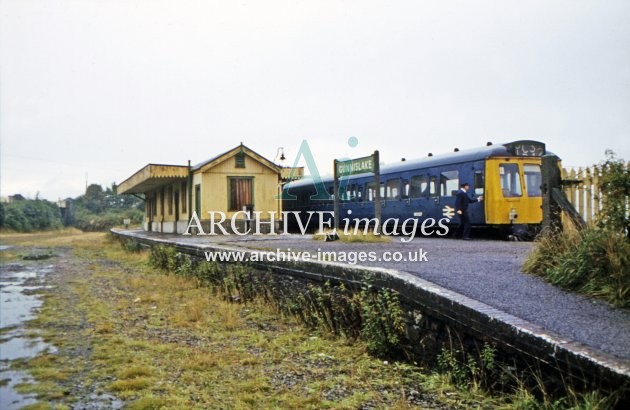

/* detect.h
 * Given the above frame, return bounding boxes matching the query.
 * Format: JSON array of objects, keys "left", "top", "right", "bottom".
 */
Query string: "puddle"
[
  {"left": 1, "top": 261, "right": 56, "bottom": 409},
  {"left": 0, "top": 245, "right": 14, "bottom": 251},
  {"left": 0, "top": 369, "right": 37, "bottom": 409},
  {"left": 0, "top": 336, "right": 55, "bottom": 361}
]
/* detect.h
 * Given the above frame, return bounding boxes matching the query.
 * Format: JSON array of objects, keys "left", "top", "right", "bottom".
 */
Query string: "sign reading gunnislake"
[{"left": 336, "top": 155, "right": 375, "bottom": 176}]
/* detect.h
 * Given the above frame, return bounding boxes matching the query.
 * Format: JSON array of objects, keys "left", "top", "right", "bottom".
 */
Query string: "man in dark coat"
[{"left": 454, "top": 182, "right": 483, "bottom": 240}]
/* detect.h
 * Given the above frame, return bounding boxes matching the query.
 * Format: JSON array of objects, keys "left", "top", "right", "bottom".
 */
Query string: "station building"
[{"left": 117, "top": 144, "right": 302, "bottom": 233}]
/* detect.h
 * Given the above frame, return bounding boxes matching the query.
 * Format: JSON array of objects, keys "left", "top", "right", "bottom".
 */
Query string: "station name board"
[{"left": 336, "top": 155, "right": 375, "bottom": 176}]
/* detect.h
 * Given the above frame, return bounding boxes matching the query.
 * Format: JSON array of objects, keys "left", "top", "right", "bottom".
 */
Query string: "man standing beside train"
[{"left": 454, "top": 182, "right": 483, "bottom": 240}]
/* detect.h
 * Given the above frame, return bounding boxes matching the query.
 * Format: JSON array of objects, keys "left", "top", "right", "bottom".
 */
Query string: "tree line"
[{"left": 0, "top": 183, "right": 144, "bottom": 232}]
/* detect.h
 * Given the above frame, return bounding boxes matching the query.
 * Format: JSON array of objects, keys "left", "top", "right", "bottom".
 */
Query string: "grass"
[
  {"left": 0, "top": 230, "right": 617, "bottom": 409},
  {"left": 523, "top": 224, "right": 630, "bottom": 308}
]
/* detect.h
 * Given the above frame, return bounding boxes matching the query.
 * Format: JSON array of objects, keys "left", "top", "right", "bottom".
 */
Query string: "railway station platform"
[{"left": 113, "top": 229, "right": 630, "bottom": 393}]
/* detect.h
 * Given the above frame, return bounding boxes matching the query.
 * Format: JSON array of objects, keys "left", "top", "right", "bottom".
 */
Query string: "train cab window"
[
  {"left": 409, "top": 175, "right": 428, "bottom": 198},
  {"left": 499, "top": 163, "right": 522, "bottom": 197},
  {"left": 524, "top": 164, "right": 542, "bottom": 197},
  {"left": 386, "top": 179, "right": 400, "bottom": 200},
  {"left": 439, "top": 170, "right": 459, "bottom": 197}
]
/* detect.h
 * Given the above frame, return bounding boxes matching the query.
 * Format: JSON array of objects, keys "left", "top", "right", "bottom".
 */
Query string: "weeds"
[
  {"left": 359, "top": 287, "right": 406, "bottom": 357},
  {"left": 436, "top": 343, "right": 504, "bottom": 392},
  {"left": 524, "top": 152, "right": 630, "bottom": 308},
  {"left": 7, "top": 231, "right": 617, "bottom": 408},
  {"left": 524, "top": 227, "right": 629, "bottom": 307},
  {"left": 148, "top": 245, "right": 409, "bottom": 358},
  {"left": 143, "top": 241, "right": 624, "bottom": 407}
]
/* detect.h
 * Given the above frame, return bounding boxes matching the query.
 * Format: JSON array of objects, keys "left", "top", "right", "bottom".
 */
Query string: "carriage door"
[
  {"left": 469, "top": 169, "right": 485, "bottom": 223},
  {"left": 405, "top": 174, "right": 434, "bottom": 220},
  {"left": 437, "top": 170, "right": 459, "bottom": 222}
]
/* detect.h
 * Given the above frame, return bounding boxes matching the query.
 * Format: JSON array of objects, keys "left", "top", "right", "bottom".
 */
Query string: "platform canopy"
[{"left": 117, "top": 164, "right": 188, "bottom": 194}]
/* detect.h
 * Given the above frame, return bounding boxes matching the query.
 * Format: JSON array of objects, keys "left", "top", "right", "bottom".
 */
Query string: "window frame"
[
  {"left": 228, "top": 176, "right": 254, "bottom": 211},
  {"left": 523, "top": 163, "right": 542, "bottom": 197},
  {"left": 439, "top": 170, "right": 460, "bottom": 197},
  {"left": 499, "top": 163, "right": 523, "bottom": 197}
]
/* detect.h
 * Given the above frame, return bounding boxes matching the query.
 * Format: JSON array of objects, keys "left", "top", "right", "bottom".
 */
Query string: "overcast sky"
[{"left": 1, "top": 0, "right": 629, "bottom": 200}]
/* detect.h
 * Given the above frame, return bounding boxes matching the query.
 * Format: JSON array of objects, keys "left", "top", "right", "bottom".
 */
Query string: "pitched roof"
[{"left": 192, "top": 143, "right": 280, "bottom": 173}]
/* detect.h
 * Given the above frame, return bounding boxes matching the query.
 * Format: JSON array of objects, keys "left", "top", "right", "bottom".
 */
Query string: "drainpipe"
[{"left": 188, "top": 160, "right": 193, "bottom": 232}]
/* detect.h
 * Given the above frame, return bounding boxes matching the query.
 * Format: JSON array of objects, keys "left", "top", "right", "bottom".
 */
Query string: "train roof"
[{"left": 285, "top": 140, "right": 550, "bottom": 189}]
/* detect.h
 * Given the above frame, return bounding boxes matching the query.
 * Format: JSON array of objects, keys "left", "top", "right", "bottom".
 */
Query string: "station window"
[
  {"left": 386, "top": 179, "right": 400, "bottom": 200},
  {"left": 439, "top": 170, "right": 459, "bottom": 197},
  {"left": 499, "top": 163, "right": 522, "bottom": 197},
  {"left": 409, "top": 175, "right": 428, "bottom": 198},
  {"left": 229, "top": 177, "right": 253, "bottom": 211},
  {"left": 524, "top": 164, "right": 542, "bottom": 197}
]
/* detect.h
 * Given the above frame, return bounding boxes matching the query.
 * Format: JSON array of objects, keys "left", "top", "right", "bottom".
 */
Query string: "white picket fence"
[{"left": 562, "top": 163, "right": 629, "bottom": 223}]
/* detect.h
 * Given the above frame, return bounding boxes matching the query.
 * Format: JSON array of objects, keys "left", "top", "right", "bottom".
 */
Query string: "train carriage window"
[
  {"left": 366, "top": 182, "right": 377, "bottom": 202},
  {"left": 440, "top": 170, "right": 459, "bottom": 197},
  {"left": 345, "top": 183, "right": 355, "bottom": 201},
  {"left": 474, "top": 171, "right": 484, "bottom": 195},
  {"left": 499, "top": 163, "right": 522, "bottom": 197},
  {"left": 429, "top": 176, "right": 437, "bottom": 196},
  {"left": 524, "top": 164, "right": 542, "bottom": 197},
  {"left": 386, "top": 179, "right": 400, "bottom": 200},
  {"left": 357, "top": 185, "right": 363, "bottom": 202},
  {"left": 339, "top": 184, "right": 353, "bottom": 201},
  {"left": 409, "top": 175, "right": 428, "bottom": 198},
  {"left": 380, "top": 183, "right": 385, "bottom": 200}
]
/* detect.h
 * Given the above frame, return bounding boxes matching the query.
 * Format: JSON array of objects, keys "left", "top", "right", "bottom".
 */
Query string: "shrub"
[
  {"left": 525, "top": 228, "right": 629, "bottom": 307},
  {"left": 524, "top": 152, "right": 629, "bottom": 307},
  {"left": 73, "top": 208, "right": 144, "bottom": 232},
  {"left": 596, "top": 150, "right": 630, "bottom": 233},
  {"left": 0, "top": 199, "right": 62, "bottom": 232}
]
